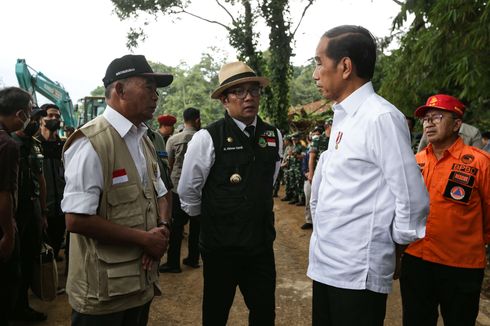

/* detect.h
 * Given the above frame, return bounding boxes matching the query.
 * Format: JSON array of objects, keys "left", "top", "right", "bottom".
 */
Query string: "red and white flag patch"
[
  {"left": 112, "top": 168, "right": 129, "bottom": 185},
  {"left": 265, "top": 137, "right": 276, "bottom": 147}
]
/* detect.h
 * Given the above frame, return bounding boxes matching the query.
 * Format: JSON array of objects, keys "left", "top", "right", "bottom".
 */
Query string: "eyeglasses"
[
  {"left": 420, "top": 114, "right": 446, "bottom": 125},
  {"left": 226, "top": 86, "right": 261, "bottom": 99}
]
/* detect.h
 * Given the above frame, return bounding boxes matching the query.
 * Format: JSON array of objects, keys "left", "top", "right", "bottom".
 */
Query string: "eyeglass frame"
[
  {"left": 420, "top": 112, "right": 460, "bottom": 125},
  {"left": 225, "top": 86, "right": 262, "bottom": 99}
]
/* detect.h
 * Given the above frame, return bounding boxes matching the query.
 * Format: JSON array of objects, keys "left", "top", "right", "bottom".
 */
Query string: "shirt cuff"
[
  {"left": 61, "top": 192, "right": 100, "bottom": 216},
  {"left": 391, "top": 221, "right": 426, "bottom": 245},
  {"left": 181, "top": 203, "right": 201, "bottom": 217}
]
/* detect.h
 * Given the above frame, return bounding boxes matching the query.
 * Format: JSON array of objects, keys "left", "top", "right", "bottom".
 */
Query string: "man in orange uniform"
[{"left": 400, "top": 94, "right": 490, "bottom": 326}]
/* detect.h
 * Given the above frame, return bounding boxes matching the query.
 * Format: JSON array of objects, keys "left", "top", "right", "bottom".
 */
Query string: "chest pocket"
[
  {"left": 442, "top": 171, "right": 475, "bottom": 205},
  {"left": 106, "top": 183, "right": 144, "bottom": 226}
]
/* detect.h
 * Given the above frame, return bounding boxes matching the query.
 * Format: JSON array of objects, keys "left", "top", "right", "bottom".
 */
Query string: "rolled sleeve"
[
  {"left": 177, "top": 130, "right": 214, "bottom": 217},
  {"left": 61, "top": 137, "right": 103, "bottom": 215}
]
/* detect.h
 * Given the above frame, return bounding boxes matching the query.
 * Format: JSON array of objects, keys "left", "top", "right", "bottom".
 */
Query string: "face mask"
[
  {"left": 45, "top": 119, "right": 61, "bottom": 131},
  {"left": 17, "top": 110, "right": 31, "bottom": 130},
  {"left": 24, "top": 121, "right": 39, "bottom": 137}
]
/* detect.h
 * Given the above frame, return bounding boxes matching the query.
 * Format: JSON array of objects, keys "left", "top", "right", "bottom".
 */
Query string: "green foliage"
[
  {"left": 289, "top": 59, "right": 322, "bottom": 107},
  {"left": 379, "top": 0, "right": 490, "bottom": 131},
  {"left": 110, "top": 0, "right": 317, "bottom": 132},
  {"left": 150, "top": 51, "right": 225, "bottom": 128},
  {"left": 90, "top": 86, "right": 105, "bottom": 97}
]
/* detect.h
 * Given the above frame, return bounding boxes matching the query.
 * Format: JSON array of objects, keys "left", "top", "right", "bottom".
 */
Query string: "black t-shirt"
[{"left": 0, "top": 129, "right": 19, "bottom": 194}]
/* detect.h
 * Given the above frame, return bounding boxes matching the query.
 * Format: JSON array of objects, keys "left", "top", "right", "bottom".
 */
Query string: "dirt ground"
[{"left": 20, "top": 190, "right": 490, "bottom": 325}]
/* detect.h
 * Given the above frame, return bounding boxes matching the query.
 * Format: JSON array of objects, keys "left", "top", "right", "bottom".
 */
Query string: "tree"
[
  {"left": 110, "top": 0, "right": 315, "bottom": 130},
  {"left": 379, "top": 0, "right": 490, "bottom": 130},
  {"left": 289, "top": 59, "right": 322, "bottom": 107}
]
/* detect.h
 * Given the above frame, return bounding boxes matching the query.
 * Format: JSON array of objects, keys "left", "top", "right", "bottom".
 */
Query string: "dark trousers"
[
  {"left": 15, "top": 211, "right": 42, "bottom": 310},
  {"left": 46, "top": 212, "right": 65, "bottom": 259},
  {"left": 202, "top": 247, "right": 276, "bottom": 326},
  {"left": 71, "top": 301, "right": 151, "bottom": 326},
  {"left": 0, "top": 232, "right": 21, "bottom": 326},
  {"left": 166, "top": 192, "right": 200, "bottom": 267},
  {"left": 400, "top": 253, "right": 483, "bottom": 326},
  {"left": 312, "top": 281, "right": 387, "bottom": 326}
]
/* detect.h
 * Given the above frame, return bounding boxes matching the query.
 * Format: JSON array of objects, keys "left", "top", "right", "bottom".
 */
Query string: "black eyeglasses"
[{"left": 226, "top": 86, "right": 262, "bottom": 99}]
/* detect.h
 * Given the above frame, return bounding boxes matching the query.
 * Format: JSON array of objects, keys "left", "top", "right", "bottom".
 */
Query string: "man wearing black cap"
[
  {"left": 61, "top": 55, "right": 173, "bottom": 325},
  {"left": 178, "top": 61, "right": 283, "bottom": 325}
]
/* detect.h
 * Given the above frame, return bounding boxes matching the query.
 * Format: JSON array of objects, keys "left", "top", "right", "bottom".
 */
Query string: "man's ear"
[
  {"left": 453, "top": 118, "right": 463, "bottom": 133},
  {"left": 340, "top": 57, "right": 353, "bottom": 80},
  {"left": 115, "top": 82, "right": 125, "bottom": 96},
  {"left": 219, "top": 95, "right": 228, "bottom": 106}
]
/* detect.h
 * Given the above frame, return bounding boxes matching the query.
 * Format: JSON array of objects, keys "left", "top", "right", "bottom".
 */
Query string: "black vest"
[{"left": 201, "top": 113, "right": 279, "bottom": 255}]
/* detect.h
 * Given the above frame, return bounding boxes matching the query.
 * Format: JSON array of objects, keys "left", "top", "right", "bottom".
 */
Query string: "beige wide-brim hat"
[{"left": 211, "top": 61, "right": 270, "bottom": 99}]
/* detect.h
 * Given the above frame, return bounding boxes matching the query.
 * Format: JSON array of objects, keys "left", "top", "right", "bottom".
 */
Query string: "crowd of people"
[{"left": 0, "top": 24, "right": 489, "bottom": 326}]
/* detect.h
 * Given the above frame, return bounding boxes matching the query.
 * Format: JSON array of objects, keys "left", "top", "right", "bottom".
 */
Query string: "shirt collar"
[
  {"left": 232, "top": 116, "right": 257, "bottom": 132},
  {"left": 425, "top": 136, "right": 465, "bottom": 160},
  {"left": 332, "top": 82, "right": 374, "bottom": 117},
  {"left": 103, "top": 105, "right": 148, "bottom": 138}
]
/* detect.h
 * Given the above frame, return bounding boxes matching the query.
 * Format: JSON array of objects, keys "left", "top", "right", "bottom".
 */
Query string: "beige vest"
[{"left": 64, "top": 116, "right": 160, "bottom": 314}]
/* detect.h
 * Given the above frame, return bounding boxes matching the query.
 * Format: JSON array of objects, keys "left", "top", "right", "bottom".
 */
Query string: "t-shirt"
[{"left": 0, "top": 129, "right": 19, "bottom": 194}]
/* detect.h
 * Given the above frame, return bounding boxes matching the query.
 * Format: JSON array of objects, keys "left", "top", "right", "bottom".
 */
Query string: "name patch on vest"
[{"left": 223, "top": 146, "right": 244, "bottom": 151}]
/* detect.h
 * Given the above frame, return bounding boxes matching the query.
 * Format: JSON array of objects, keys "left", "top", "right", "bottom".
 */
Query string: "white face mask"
[{"left": 17, "top": 111, "right": 31, "bottom": 130}]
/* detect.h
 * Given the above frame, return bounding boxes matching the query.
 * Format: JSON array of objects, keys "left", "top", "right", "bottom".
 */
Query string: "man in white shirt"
[
  {"left": 178, "top": 61, "right": 282, "bottom": 326},
  {"left": 61, "top": 55, "right": 172, "bottom": 325},
  {"left": 308, "top": 25, "right": 430, "bottom": 326}
]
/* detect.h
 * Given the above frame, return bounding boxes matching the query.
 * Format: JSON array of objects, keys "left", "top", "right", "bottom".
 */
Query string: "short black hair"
[
  {"left": 323, "top": 25, "right": 376, "bottom": 80},
  {"left": 40, "top": 103, "right": 60, "bottom": 111},
  {"left": 482, "top": 131, "right": 490, "bottom": 139},
  {"left": 183, "top": 107, "right": 200, "bottom": 122},
  {"left": 0, "top": 87, "right": 32, "bottom": 116}
]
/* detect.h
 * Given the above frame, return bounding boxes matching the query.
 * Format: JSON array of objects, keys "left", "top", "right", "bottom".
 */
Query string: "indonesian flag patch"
[
  {"left": 112, "top": 168, "right": 129, "bottom": 185},
  {"left": 265, "top": 137, "right": 276, "bottom": 147}
]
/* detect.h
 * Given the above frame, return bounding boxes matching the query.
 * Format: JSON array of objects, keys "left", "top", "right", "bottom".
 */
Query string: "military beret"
[{"left": 157, "top": 114, "right": 177, "bottom": 126}]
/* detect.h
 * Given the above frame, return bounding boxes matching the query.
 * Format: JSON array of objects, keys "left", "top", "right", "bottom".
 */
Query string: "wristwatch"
[{"left": 157, "top": 220, "right": 171, "bottom": 230}]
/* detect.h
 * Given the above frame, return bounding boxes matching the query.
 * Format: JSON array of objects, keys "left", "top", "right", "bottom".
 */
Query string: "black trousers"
[
  {"left": 46, "top": 212, "right": 65, "bottom": 258},
  {"left": 400, "top": 253, "right": 483, "bottom": 326},
  {"left": 0, "top": 231, "right": 21, "bottom": 326},
  {"left": 202, "top": 247, "right": 276, "bottom": 326},
  {"left": 312, "top": 281, "right": 387, "bottom": 326},
  {"left": 71, "top": 301, "right": 151, "bottom": 326},
  {"left": 166, "top": 192, "right": 200, "bottom": 268}
]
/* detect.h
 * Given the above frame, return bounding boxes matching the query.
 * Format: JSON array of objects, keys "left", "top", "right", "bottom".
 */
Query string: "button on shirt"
[
  {"left": 61, "top": 106, "right": 167, "bottom": 215},
  {"left": 406, "top": 138, "right": 490, "bottom": 268},
  {"left": 308, "top": 82, "right": 429, "bottom": 294},
  {"left": 178, "top": 116, "right": 282, "bottom": 217}
]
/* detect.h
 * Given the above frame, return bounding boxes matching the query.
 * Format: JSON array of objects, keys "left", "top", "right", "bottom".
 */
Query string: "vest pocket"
[
  {"left": 107, "top": 184, "right": 144, "bottom": 226},
  {"left": 106, "top": 261, "right": 142, "bottom": 297}
]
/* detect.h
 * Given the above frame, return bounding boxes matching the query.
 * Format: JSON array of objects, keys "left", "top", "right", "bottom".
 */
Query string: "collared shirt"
[
  {"left": 308, "top": 82, "right": 429, "bottom": 294},
  {"left": 178, "top": 116, "right": 283, "bottom": 217},
  {"left": 61, "top": 106, "right": 167, "bottom": 215},
  {"left": 166, "top": 126, "right": 197, "bottom": 193},
  {"left": 406, "top": 137, "right": 490, "bottom": 268}
]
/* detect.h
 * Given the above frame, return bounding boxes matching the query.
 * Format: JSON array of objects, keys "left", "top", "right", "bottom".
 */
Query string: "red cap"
[
  {"left": 414, "top": 94, "right": 465, "bottom": 118},
  {"left": 157, "top": 114, "right": 177, "bottom": 126}
]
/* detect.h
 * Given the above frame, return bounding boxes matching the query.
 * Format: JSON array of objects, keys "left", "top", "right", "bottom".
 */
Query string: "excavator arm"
[{"left": 15, "top": 59, "right": 77, "bottom": 127}]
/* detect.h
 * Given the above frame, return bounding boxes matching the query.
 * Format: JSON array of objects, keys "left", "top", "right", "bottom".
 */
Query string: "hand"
[
  {"left": 141, "top": 253, "right": 158, "bottom": 271},
  {"left": 307, "top": 171, "right": 313, "bottom": 182},
  {"left": 0, "top": 233, "right": 15, "bottom": 261},
  {"left": 142, "top": 227, "right": 169, "bottom": 260}
]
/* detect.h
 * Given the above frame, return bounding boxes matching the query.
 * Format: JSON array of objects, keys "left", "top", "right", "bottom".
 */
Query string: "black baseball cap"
[{"left": 102, "top": 54, "right": 173, "bottom": 88}]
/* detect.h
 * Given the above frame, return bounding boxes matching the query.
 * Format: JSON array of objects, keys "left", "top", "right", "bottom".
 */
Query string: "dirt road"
[{"left": 24, "top": 191, "right": 490, "bottom": 325}]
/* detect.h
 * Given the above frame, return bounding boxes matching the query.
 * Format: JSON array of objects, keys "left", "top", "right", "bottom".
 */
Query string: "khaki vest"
[{"left": 64, "top": 116, "right": 160, "bottom": 314}]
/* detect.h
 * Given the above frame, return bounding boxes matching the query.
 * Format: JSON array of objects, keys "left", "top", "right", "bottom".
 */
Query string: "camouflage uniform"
[
  {"left": 289, "top": 141, "right": 306, "bottom": 204},
  {"left": 281, "top": 142, "right": 295, "bottom": 201}
]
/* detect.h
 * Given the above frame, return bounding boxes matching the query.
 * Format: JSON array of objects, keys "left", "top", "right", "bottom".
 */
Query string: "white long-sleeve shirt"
[
  {"left": 308, "top": 82, "right": 429, "bottom": 294},
  {"left": 178, "top": 116, "right": 282, "bottom": 216}
]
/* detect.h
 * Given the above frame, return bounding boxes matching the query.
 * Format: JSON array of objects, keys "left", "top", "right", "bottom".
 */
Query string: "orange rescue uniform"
[{"left": 406, "top": 137, "right": 490, "bottom": 268}]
